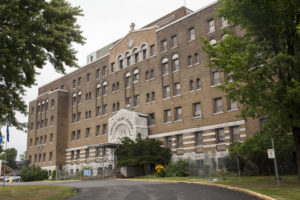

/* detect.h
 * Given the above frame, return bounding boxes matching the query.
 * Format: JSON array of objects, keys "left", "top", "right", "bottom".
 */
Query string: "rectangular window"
[
  {"left": 50, "top": 116, "right": 54, "bottom": 125},
  {"left": 103, "top": 105, "right": 107, "bottom": 115},
  {"left": 103, "top": 124, "right": 107, "bottom": 135},
  {"left": 50, "top": 99, "right": 54, "bottom": 109},
  {"left": 96, "top": 69, "right": 100, "bottom": 79},
  {"left": 174, "top": 82, "right": 181, "bottom": 96},
  {"left": 150, "top": 44, "right": 155, "bottom": 56},
  {"left": 42, "top": 153, "right": 46, "bottom": 162},
  {"left": 86, "top": 128, "right": 90, "bottom": 138},
  {"left": 76, "top": 150, "right": 80, "bottom": 159},
  {"left": 188, "top": 28, "right": 195, "bottom": 41},
  {"left": 231, "top": 126, "right": 240, "bottom": 142},
  {"left": 216, "top": 128, "right": 225, "bottom": 143},
  {"left": 196, "top": 78, "right": 201, "bottom": 90},
  {"left": 126, "top": 97, "right": 131, "bottom": 106},
  {"left": 86, "top": 73, "right": 90, "bottom": 82},
  {"left": 163, "top": 86, "right": 170, "bottom": 99},
  {"left": 214, "top": 98, "right": 223, "bottom": 113},
  {"left": 171, "top": 35, "right": 178, "bottom": 47},
  {"left": 49, "top": 152, "right": 53, "bottom": 161},
  {"left": 77, "top": 130, "right": 81, "bottom": 140},
  {"left": 176, "top": 135, "right": 183, "bottom": 148},
  {"left": 193, "top": 102, "right": 201, "bottom": 117},
  {"left": 71, "top": 131, "right": 76, "bottom": 141},
  {"left": 71, "top": 151, "right": 75, "bottom": 160},
  {"left": 78, "top": 77, "right": 81, "bottom": 86},
  {"left": 96, "top": 106, "right": 101, "bottom": 116},
  {"left": 208, "top": 19, "right": 215, "bottom": 33},
  {"left": 212, "top": 71, "right": 221, "bottom": 85},
  {"left": 195, "top": 53, "right": 199, "bottom": 64},
  {"left": 150, "top": 69, "right": 154, "bottom": 79},
  {"left": 164, "top": 109, "right": 171, "bottom": 123},
  {"left": 173, "top": 58, "right": 179, "bottom": 72},
  {"left": 228, "top": 98, "right": 238, "bottom": 110},
  {"left": 161, "top": 40, "right": 167, "bottom": 51},
  {"left": 85, "top": 148, "right": 89, "bottom": 158},
  {"left": 175, "top": 107, "right": 182, "bottom": 121},
  {"left": 44, "top": 135, "right": 47, "bottom": 144},
  {"left": 148, "top": 113, "right": 155, "bottom": 126},
  {"left": 162, "top": 62, "right": 169, "bottom": 75},
  {"left": 111, "top": 62, "right": 115, "bottom": 73},
  {"left": 72, "top": 80, "right": 76, "bottom": 88},
  {"left": 151, "top": 91, "right": 155, "bottom": 101},
  {"left": 95, "top": 148, "right": 100, "bottom": 157},
  {"left": 96, "top": 125, "right": 101, "bottom": 136},
  {"left": 166, "top": 136, "right": 172, "bottom": 148},
  {"left": 146, "top": 93, "right": 150, "bottom": 103},
  {"left": 134, "top": 95, "right": 140, "bottom": 106},
  {"left": 50, "top": 133, "right": 53, "bottom": 143},
  {"left": 29, "top": 138, "right": 33, "bottom": 146},
  {"left": 77, "top": 112, "right": 81, "bottom": 121},
  {"left": 195, "top": 131, "right": 203, "bottom": 146},
  {"left": 102, "top": 66, "right": 107, "bottom": 76}
]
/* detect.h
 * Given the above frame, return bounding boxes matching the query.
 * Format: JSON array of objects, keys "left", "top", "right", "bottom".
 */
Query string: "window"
[
  {"left": 85, "top": 148, "right": 90, "bottom": 158},
  {"left": 164, "top": 109, "right": 171, "bottom": 123},
  {"left": 86, "top": 128, "right": 90, "bottom": 138},
  {"left": 103, "top": 124, "right": 107, "bottom": 135},
  {"left": 118, "top": 55, "right": 123, "bottom": 70},
  {"left": 163, "top": 86, "right": 170, "bottom": 98},
  {"left": 50, "top": 99, "right": 54, "bottom": 109},
  {"left": 30, "top": 122, "right": 33, "bottom": 131},
  {"left": 187, "top": 55, "right": 193, "bottom": 66},
  {"left": 77, "top": 92, "right": 82, "bottom": 104},
  {"left": 150, "top": 69, "right": 154, "bottom": 79},
  {"left": 133, "top": 69, "right": 139, "bottom": 84},
  {"left": 96, "top": 84, "right": 101, "bottom": 97},
  {"left": 86, "top": 73, "right": 90, "bottom": 83},
  {"left": 50, "top": 116, "right": 54, "bottom": 125},
  {"left": 189, "top": 80, "right": 194, "bottom": 91},
  {"left": 28, "top": 155, "right": 32, "bottom": 164},
  {"left": 72, "top": 114, "right": 76, "bottom": 123},
  {"left": 150, "top": 44, "right": 155, "bottom": 56},
  {"left": 42, "top": 153, "right": 46, "bottom": 162},
  {"left": 102, "top": 66, "right": 107, "bottom": 76},
  {"left": 111, "top": 62, "right": 115, "bottom": 73},
  {"left": 145, "top": 71, "right": 149, "bottom": 80},
  {"left": 134, "top": 95, "right": 140, "bottom": 106},
  {"left": 214, "top": 98, "right": 223, "bottom": 113},
  {"left": 72, "top": 93, "right": 76, "bottom": 106},
  {"left": 176, "top": 135, "right": 183, "bottom": 148},
  {"left": 72, "top": 80, "right": 76, "bottom": 88},
  {"left": 31, "top": 107, "right": 34, "bottom": 115},
  {"left": 148, "top": 113, "right": 155, "bottom": 126},
  {"left": 71, "top": 131, "right": 76, "bottom": 141},
  {"left": 77, "top": 112, "right": 81, "bottom": 121},
  {"left": 175, "top": 107, "right": 182, "bottom": 121},
  {"left": 231, "top": 126, "right": 240, "bottom": 142},
  {"left": 193, "top": 102, "right": 201, "bottom": 117},
  {"left": 29, "top": 138, "right": 33, "bottom": 146},
  {"left": 188, "top": 28, "right": 195, "bottom": 41},
  {"left": 125, "top": 73, "right": 131, "bottom": 87},
  {"left": 96, "top": 125, "right": 100, "bottom": 136},
  {"left": 103, "top": 82, "right": 107, "bottom": 95},
  {"left": 208, "top": 19, "right": 215, "bottom": 33},
  {"left": 133, "top": 48, "right": 139, "bottom": 63},
  {"left": 195, "top": 131, "right": 203, "bottom": 146},
  {"left": 141, "top": 44, "right": 147, "bottom": 60},
  {"left": 96, "top": 69, "right": 100, "bottom": 79},
  {"left": 228, "top": 98, "right": 238, "bottom": 110},
  {"left": 216, "top": 128, "right": 225, "bottom": 143},
  {"left": 44, "top": 135, "right": 47, "bottom": 144},
  {"left": 172, "top": 54, "right": 179, "bottom": 72},
  {"left": 125, "top": 52, "right": 131, "bottom": 66},
  {"left": 40, "top": 136, "right": 43, "bottom": 145},
  {"left": 126, "top": 97, "right": 131, "bottom": 106},
  {"left": 195, "top": 53, "right": 199, "bottom": 64},
  {"left": 34, "top": 154, "right": 37, "bottom": 163},
  {"left": 50, "top": 133, "right": 53, "bottom": 142},
  {"left": 112, "top": 83, "right": 116, "bottom": 92},
  {"left": 113, "top": 103, "right": 116, "bottom": 112},
  {"left": 78, "top": 77, "right": 81, "bottom": 86},
  {"left": 95, "top": 148, "right": 100, "bottom": 157},
  {"left": 212, "top": 71, "right": 221, "bottom": 85},
  {"left": 222, "top": 17, "right": 228, "bottom": 27},
  {"left": 196, "top": 78, "right": 201, "bottom": 90},
  {"left": 116, "top": 82, "right": 119, "bottom": 90},
  {"left": 171, "top": 35, "right": 177, "bottom": 47},
  {"left": 161, "top": 40, "right": 167, "bottom": 51},
  {"left": 36, "top": 121, "right": 39, "bottom": 129},
  {"left": 103, "top": 104, "right": 107, "bottom": 115},
  {"left": 174, "top": 82, "right": 181, "bottom": 96},
  {"left": 71, "top": 151, "right": 74, "bottom": 160},
  {"left": 85, "top": 111, "right": 88, "bottom": 119},
  {"left": 166, "top": 136, "right": 172, "bottom": 148},
  {"left": 151, "top": 91, "right": 155, "bottom": 102},
  {"left": 76, "top": 150, "right": 80, "bottom": 159},
  {"left": 77, "top": 130, "right": 81, "bottom": 139},
  {"left": 162, "top": 58, "right": 169, "bottom": 75},
  {"left": 146, "top": 93, "right": 150, "bottom": 103}
]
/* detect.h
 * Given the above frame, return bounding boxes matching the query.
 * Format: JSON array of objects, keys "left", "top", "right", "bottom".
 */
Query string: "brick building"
[{"left": 26, "top": 2, "right": 259, "bottom": 176}]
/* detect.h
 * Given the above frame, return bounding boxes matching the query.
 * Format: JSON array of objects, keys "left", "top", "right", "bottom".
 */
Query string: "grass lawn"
[
  {"left": 131, "top": 175, "right": 300, "bottom": 200},
  {"left": 0, "top": 185, "right": 77, "bottom": 200}
]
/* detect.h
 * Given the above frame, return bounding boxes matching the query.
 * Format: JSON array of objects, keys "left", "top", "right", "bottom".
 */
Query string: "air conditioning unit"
[{"left": 126, "top": 104, "right": 131, "bottom": 108}]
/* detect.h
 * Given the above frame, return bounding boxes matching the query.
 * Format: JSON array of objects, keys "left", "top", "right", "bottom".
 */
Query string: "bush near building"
[
  {"left": 165, "top": 159, "right": 190, "bottom": 177},
  {"left": 21, "top": 166, "right": 48, "bottom": 182}
]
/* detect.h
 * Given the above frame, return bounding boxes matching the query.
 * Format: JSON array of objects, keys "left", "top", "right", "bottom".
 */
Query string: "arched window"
[
  {"left": 196, "top": 78, "right": 201, "bottom": 89},
  {"left": 125, "top": 51, "right": 131, "bottom": 67},
  {"left": 112, "top": 83, "right": 116, "bottom": 92},
  {"left": 194, "top": 53, "right": 199, "bottom": 64},
  {"left": 103, "top": 81, "right": 108, "bottom": 95},
  {"left": 96, "top": 84, "right": 101, "bottom": 97},
  {"left": 116, "top": 82, "right": 120, "bottom": 90},
  {"left": 172, "top": 54, "right": 179, "bottom": 72},
  {"left": 189, "top": 80, "right": 194, "bottom": 91},
  {"left": 187, "top": 55, "right": 193, "bottom": 66},
  {"left": 141, "top": 44, "right": 147, "bottom": 60},
  {"left": 77, "top": 91, "right": 82, "bottom": 104},
  {"left": 209, "top": 39, "right": 217, "bottom": 46},
  {"left": 145, "top": 71, "right": 149, "bottom": 80},
  {"left": 162, "top": 58, "right": 169, "bottom": 75},
  {"left": 125, "top": 72, "right": 131, "bottom": 87},
  {"left": 117, "top": 55, "right": 123, "bottom": 70},
  {"left": 133, "top": 48, "right": 139, "bottom": 63},
  {"left": 133, "top": 69, "right": 139, "bottom": 84},
  {"left": 146, "top": 93, "right": 150, "bottom": 103},
  {"left": 72, "top": 93, "right": 76, "bottom": 105}
]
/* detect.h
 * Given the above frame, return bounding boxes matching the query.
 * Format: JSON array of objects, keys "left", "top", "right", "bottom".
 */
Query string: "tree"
[
  {"left": 0, "top": 0, "right": 85, "bottom": 129},
  {"left": 115, "top": 134, "right": 171, "bottom": 170},
  {"left": 0, "top": 148, "right": 17, "bottom": 169},
  {"left": 201, "top": 0, "right": 300, "bottom": 179}
]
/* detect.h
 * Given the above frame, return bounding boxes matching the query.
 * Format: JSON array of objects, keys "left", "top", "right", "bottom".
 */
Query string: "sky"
[{"left": 1, "top": 0, "right": 216, "bottom": 160}]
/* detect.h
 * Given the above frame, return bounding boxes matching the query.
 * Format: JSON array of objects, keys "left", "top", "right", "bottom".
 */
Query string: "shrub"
[
  {"left": 165, "top": 159, "right": 190, "bottom": 177},
  {"left": 21, "top": 166, "right": 48, "bottom": 182},
  {"left": 51, "top": 170, "right": 56, "bottom": 180},
  {"left": 155, "top": 164, "right": 166, "bottom": 177}
]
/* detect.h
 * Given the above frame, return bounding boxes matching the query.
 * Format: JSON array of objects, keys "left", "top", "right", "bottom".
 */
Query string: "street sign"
[
  {"left": 83, "top": 169, "right": 91, "bottom": 176},
  {"left": 267, "top": 149, "right": 275, "bottom": 159}
]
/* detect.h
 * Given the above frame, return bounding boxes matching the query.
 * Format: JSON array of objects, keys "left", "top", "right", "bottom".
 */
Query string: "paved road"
[{"left": 10, "top": 179, "right": 261, "bottom": 200}]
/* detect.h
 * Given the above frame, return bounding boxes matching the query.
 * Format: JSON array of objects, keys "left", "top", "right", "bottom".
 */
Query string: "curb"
[{"left": 118, "top": 179, "right": 276, "bottom": 200}]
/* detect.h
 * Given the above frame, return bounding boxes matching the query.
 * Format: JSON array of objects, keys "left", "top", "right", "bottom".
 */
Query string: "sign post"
[{"left": 268, "top": 138, "right": 280, "bottom": 187}]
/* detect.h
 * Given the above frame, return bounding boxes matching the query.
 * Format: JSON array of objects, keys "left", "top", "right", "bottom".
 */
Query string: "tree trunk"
[{"left": 293, "top": 127, "right": 300, "bottom": 181}]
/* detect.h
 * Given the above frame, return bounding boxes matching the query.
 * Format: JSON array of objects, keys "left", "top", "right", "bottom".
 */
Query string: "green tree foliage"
[
  {"left": 225, "top": 132, "right": 296, "bottom": 175},
  {"left": 115, "top": 134, "right": 171, "bottom": 168},
  {"left": 201, "top": 0, "right": 300, "bottom": 179},
  {"left": 165, "top": 159, "right": 190, "bottom": 177},
  {"left": 0, "top": 0, "right": 85, "bottom": 129},
  {"left": 21, "top": 166, "right": 48, "bottom": 182},
  {"left": 0, "top": 148, "right": 17, "bottom": 169}
]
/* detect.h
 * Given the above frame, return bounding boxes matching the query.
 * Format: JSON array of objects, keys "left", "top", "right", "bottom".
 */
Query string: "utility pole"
[{"left": 271, "top": 138, "right": 280, "bottom": 187}]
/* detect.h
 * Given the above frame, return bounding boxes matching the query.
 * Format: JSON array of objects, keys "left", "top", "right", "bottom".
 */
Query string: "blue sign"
[{"left": 83, "top": 169, "right": 91, "bottom": 176}]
